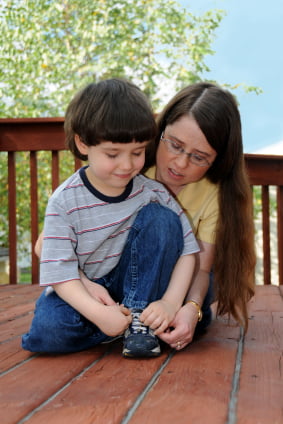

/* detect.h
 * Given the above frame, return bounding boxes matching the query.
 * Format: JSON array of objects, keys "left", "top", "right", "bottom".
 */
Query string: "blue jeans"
[{"left": 22, "top": 204, "right": 184, "bottom": 353}]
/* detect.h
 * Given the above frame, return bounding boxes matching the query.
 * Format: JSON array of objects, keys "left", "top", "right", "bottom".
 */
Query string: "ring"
[{"left": 177, "top": 342, "right": 181, "bottom": 349}]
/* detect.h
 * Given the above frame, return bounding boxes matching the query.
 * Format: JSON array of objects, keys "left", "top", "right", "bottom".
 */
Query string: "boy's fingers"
[{"left": 120, "top": 305, "right": 132, "bottom": 316}]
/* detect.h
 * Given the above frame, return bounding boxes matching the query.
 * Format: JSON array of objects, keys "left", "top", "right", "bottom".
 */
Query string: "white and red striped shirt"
[{"left": 40, "top": 167, "right": 199, "bottom": 286}]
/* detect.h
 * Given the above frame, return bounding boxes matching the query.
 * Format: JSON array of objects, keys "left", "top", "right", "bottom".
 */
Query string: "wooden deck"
[{"left": 1, "top": 284, "right": 282, "bottom": 424}]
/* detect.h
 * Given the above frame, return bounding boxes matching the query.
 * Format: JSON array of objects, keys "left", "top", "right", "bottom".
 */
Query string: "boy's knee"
[
  {"left": 139, "top": 203, "right": 182, "bottom": 231},
  {"left": 133, "top": 204, "right": 183, "bottom": 252}
]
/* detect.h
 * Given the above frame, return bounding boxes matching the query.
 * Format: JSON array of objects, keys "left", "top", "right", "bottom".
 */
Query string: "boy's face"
[{"left": 75, "top": 137, "right": 148, "bottom": 196}]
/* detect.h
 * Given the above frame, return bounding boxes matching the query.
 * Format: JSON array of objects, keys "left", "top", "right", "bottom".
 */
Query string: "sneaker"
[{"left": 122, "top": 309, "right": 161, "bottom": 358}]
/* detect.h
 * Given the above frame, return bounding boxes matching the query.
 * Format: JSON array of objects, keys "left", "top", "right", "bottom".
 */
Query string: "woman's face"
[{"left": 155, "top": 115, "right": 217, "bottom": 194}]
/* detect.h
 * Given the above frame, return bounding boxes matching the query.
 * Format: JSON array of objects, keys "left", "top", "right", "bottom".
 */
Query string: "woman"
[{"left": 144, "top": 82, "right": 256, "bottom": 350}]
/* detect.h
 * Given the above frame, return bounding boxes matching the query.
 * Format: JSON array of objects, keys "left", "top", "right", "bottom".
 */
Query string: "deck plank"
[
  {"left": 0, "top": 313, "right": 36, "bottom": 343},
  {"left": 0, "top": 338, "right": 36, "bottom": 373},
  {"left": 0, "top": 286, "right": 40, "bottom": 371},
  {"left": 14, "top": 343, "right": 173, "bottom": 424},
  {"left": 0, "top": 346, "right": 109, "bottom": 424},
  {"left": 129, "top": 319, "right": 240, "bottom": 424},
  {"left": 236, "top": 286, "right": 283, "bottom": 424},
  {"left": 0, "top": 285, "right": 42, "bottom": 321}
]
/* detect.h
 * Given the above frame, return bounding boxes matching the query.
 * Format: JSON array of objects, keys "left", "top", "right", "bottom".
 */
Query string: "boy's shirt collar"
[{"left": 79, "top": 166, "right": 133, "bottom": 203}]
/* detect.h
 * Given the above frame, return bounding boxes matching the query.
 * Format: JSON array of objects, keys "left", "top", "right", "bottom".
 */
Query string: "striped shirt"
[{"left": 40, "top": 167, "right": 199, "bottom": 286}]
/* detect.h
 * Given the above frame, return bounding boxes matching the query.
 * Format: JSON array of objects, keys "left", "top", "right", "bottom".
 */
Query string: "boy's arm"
[
  {"left": 79, "top": 269, "right": 117, "bottom": 305},
  {"left": 53, "top": 279, "right": 132, "bottom": 337},
  {"left": 36, "top": 231, "right": 118, "bottom": 306},
  {"left": 140, "top": 254, "right": 196, "bottom": 334}
]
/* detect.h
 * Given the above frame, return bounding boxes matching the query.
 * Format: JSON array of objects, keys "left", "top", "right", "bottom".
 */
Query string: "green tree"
[{"left": 0, "top": 0, "right": 225, "bottom": 116}]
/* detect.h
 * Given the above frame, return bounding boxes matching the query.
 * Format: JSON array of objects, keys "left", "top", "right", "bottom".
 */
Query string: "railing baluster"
[
  {"left": 8, "top": 152, "right": 17, "bottom": 284},
  {"left": 52, "top": 150, "right": 60, "bottom": 191},
  {"left": 75, "top": 157, "right": 82, "bottom": 171},
  {"left": 277, "top": 186, "right": 283, "bottom": 284},
  {"left": 30, "top": 151, "right": 39, "bottom": 284},
  {"left": 261, "top": 186, "right": 271, "bottom": 284}
]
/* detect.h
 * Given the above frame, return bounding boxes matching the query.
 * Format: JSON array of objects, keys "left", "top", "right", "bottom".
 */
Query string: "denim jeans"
[{"left": 22, "top": 203, "right": 184, "bottom": 353}]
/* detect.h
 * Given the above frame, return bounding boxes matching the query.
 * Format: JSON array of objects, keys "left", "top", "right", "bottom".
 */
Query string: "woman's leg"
[{"left": 22, "top": 288, "right": 108, "bottom": 353}]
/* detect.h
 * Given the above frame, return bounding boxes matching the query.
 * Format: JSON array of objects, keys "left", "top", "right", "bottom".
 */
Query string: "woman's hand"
[{"left": 158, "top": 302, "right": 199, "bottom": 350}]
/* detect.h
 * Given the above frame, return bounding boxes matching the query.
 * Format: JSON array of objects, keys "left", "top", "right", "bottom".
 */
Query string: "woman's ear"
[{"left": 74, "top": 134, "right": 88, "bottom": 155}]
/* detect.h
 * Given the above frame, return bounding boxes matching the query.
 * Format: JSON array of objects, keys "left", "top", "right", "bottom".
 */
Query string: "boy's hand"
[
  {"left": 96, "top": 304, "right": 132, "bottom": 337},
  {"left": 79, "top": 270, "right": 116, "bottom": 306},
  {"left": 86, "top": 282, "right": 116, "bottom": 306},
  {"left": 140, "top": 300, "right": 177, "bottom": 335}
]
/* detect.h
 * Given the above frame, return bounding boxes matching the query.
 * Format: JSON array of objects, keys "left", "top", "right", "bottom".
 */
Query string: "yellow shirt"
[{"left": 145, "top": 166, "right": 219, "bottom": 244}]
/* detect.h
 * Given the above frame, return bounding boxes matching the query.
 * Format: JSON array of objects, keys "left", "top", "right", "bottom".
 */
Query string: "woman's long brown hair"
[{"left": 145, "top": 82, "right": 256, "bottom": 330}]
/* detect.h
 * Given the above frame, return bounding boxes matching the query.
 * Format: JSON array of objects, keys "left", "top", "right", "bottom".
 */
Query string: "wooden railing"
[{"left": 1, "top": 118, "right": 283, "bottom": 285}]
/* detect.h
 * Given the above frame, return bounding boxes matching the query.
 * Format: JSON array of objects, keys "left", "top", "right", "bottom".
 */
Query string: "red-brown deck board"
[
  {"left": 236, "top": 286, "right": 283, "bottom": 424},
  {"left": 0, "top": 285, "right": 282, "bottom": 424}
]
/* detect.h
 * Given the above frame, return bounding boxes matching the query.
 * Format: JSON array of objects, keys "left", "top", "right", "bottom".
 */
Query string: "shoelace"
[{"left": 130, "top": 310, "right": 149, "bottom": 335}]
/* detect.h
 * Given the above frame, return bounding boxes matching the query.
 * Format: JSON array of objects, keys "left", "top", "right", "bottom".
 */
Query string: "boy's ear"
[{"left": 74, "top": 134, "right": 88, "bottom": 155}]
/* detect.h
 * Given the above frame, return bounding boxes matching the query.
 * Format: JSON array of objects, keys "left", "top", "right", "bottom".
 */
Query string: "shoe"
[{"left": 122, "top": 309, "right": 161, "bottom": 358}]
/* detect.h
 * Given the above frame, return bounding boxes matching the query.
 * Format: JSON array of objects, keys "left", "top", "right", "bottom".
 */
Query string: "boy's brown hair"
[{"left": 64, "top": 78, "right": 157, "bottom": 161}]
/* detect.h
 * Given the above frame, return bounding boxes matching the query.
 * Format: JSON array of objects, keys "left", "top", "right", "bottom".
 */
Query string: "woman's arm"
[
  {"left": 158, "top": 240, "right": 215, "bottom": 348},
  {"left": 162, "top": 253, "right": 196, "bottom": 311},
  {"left": 185, "top": 239, "right": 214, "bottom": 305}
]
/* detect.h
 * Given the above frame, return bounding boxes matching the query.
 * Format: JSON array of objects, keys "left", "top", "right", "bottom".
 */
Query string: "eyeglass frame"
[{"left": 160, "top": 132, "right": 212, "bottom": 167}]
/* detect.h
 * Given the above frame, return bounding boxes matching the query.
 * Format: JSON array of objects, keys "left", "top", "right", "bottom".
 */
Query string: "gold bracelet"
[{"left": 186, "top": 300, "right": 203, "bottom": 322}]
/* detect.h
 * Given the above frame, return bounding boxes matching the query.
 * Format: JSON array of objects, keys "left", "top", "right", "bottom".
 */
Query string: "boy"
[{"left": 22, "top": 78, "right": 199, "bottom": 357}]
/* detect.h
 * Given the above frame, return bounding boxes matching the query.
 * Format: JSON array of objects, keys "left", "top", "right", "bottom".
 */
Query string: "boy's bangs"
[{"left": 95, "top": 112, "right": 157, "bottom": 143}]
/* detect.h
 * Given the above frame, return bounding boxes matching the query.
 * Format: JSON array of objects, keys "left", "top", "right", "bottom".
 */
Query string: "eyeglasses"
[{"left": 160, "top": 132, "right": 211, "bottom": 167}]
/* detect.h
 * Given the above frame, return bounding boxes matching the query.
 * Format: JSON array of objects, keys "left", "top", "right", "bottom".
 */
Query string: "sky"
[{"left": 181, "top": 0, "right": 283, "bottom": 153}]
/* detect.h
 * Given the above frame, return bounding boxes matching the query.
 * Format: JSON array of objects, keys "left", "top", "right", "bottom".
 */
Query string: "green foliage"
[
  {"left": 0, "top": 152, "right": 8, "bottom": 246},
  {"left": 0, "top": 0, "right": 225, "bottom": 116}
]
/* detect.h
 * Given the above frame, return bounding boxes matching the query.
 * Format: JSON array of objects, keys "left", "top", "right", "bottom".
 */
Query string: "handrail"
[{"left": 0, "top": 118, "right": 282, "bottom": 285}]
